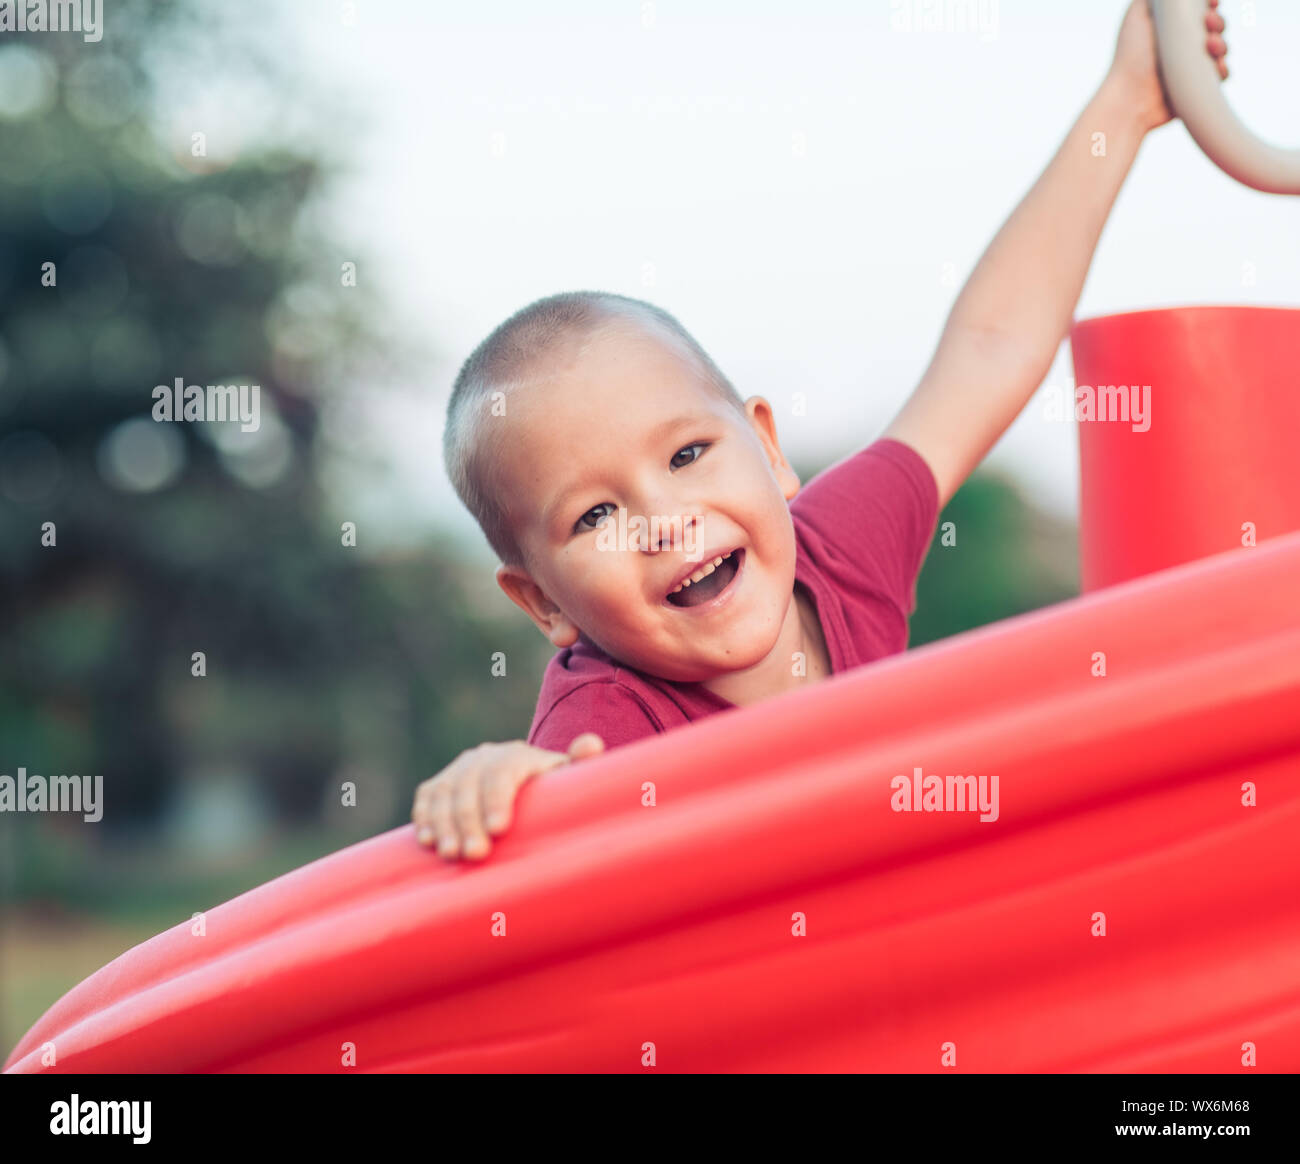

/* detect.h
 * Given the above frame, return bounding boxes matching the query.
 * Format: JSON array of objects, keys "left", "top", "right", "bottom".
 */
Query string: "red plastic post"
[{"left": 1070, "top": 306, "right": 1300, "bottom": 591}]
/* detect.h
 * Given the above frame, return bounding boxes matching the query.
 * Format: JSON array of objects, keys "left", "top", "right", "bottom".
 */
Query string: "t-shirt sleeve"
[
  {"left": 791, "top": 437, "right": 940, "bottom": 617},
  {"left": 528, "top": 679, "right": 664, "bottom": 754}
]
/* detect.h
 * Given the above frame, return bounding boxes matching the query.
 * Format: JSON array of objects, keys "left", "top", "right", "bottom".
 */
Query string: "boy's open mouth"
[{"left": 664, "top": 548, "right": 743, "bottom": 609}]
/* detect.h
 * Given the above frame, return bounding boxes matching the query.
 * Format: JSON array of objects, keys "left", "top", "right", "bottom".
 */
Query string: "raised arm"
[{"left": 882, "top": 0, "right": 1228, "bottom": 509}]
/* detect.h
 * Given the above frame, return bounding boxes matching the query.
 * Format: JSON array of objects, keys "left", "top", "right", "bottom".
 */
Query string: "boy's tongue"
[{"left": 669, "top": 555, "right": 737, "bottom": 607}]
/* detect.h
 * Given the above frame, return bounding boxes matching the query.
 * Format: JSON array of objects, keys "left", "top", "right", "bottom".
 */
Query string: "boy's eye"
[
  {"left": 576, "top": 503, "right": 614, "bottom": 532},
  {"left": 669, "top": 442, "right": 707, "bottom": 469},
  {"left": 570, "top": 443, "right": 710, "bottom": 535}
]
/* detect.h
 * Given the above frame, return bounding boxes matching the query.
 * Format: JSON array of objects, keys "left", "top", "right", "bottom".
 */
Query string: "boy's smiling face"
[{"left": 493, "top": 318, "right": 807, "bottom": 687}]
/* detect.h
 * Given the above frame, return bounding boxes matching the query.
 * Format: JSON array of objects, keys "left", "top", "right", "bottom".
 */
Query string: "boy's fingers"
[
  {"left": 482, "top": 745, "right": 575, "bottom": 833},
  {"left": 412, "top": 780, "right": 445, "bottom": 843},
  {"left": 567, "top": 733, "right": 606, "bottom": 760},
  {"left": 413, "top": 770, "right": 451, "bottom": 819},
  {"left": 452, "top": 775, "right": 489, "bottom": 859},
  {"left": 411, "top": 784, "right": 433, "bottom": 840},
  {"left": 482, "top": 766, "right": 524, "bottom": 834},
  {"left": 430, "top": 781, "right": 459, "bottom": 857},
  {"left": 416, "top": 741, "right": 593, "bottom": 857},
  {"left": 454, "top": 745, "right": 564, "bottom": 858}
]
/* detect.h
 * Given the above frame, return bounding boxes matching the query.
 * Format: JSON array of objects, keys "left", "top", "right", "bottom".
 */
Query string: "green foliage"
[
  {"left": 911, "top": 470, "right": 1079, "bottom": 647},
  {"left": 0, "top": 3, "right": 546, "bottom": 854}
]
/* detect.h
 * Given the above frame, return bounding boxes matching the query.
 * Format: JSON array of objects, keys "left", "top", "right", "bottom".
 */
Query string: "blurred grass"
[{"left": 1, "top": 825, "right": 369, "bottom": 1059}]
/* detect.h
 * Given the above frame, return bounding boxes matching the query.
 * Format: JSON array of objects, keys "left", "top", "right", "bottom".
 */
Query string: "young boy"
[{"left": 413, "top": 0, "right": 1229, "bottom": 861}]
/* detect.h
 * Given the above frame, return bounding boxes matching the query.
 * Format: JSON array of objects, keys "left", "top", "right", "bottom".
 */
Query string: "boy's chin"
[{"left": 644, "top": 638, "right": 776, "bottom": 686}]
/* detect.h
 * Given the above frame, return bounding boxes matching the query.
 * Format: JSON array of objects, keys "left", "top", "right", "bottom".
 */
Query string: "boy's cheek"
[{"left": 574, "top": 571, "right": 644, "bottom": 629}]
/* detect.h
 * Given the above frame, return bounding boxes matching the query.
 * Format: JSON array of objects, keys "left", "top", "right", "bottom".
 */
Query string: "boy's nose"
[{"left": 637, "top": 510, "right": 698, "bottom": 553}]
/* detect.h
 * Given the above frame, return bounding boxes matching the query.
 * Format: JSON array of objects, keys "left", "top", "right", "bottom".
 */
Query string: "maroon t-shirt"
[{"left": 526, "top": 436, "right": 939, "bottom": 752}]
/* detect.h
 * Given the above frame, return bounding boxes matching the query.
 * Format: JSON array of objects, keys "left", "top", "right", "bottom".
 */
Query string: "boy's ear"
[
  {"left": 743, "top": 395, "right": 801, "bottom": 501},
  {"left": 495, "top": 564, "right": 582, "bottom": 648}
]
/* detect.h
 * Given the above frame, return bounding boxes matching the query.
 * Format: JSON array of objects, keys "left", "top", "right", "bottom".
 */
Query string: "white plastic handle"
[{"left": 1151, "top": 0, "right": 1300, "bottom": 194}]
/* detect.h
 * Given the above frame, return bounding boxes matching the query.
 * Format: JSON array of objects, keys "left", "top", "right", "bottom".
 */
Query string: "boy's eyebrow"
[{"left": 541, "top": 413, "right": 702, "bottom": 529}]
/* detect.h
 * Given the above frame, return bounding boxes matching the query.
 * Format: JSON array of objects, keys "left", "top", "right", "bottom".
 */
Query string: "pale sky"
[{"left": 274, "top": 0, "right": 1300, "bottom": 563}]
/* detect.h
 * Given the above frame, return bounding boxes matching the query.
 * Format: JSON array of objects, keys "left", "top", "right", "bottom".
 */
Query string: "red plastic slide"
[{"left": 7, "top": 308, "right": 1300, "bottom": 1074}]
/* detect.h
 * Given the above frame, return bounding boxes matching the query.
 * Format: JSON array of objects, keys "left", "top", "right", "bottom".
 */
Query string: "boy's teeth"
[{"left": 669, "top": 551, "right": 730, "bottom": 594}]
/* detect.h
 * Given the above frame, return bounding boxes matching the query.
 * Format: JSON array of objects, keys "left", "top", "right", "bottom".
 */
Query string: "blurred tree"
[
  {"left": 911, "top": 470, "right": 1079, "bottom": 647},
  {"left": 0, "top": 0, "right": 545, "bottom": 856}
]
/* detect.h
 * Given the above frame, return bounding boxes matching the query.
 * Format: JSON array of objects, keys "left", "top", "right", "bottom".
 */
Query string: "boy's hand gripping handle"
[{"left": 1151, "top": 0, "right": 1300, "bottom": 193}]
